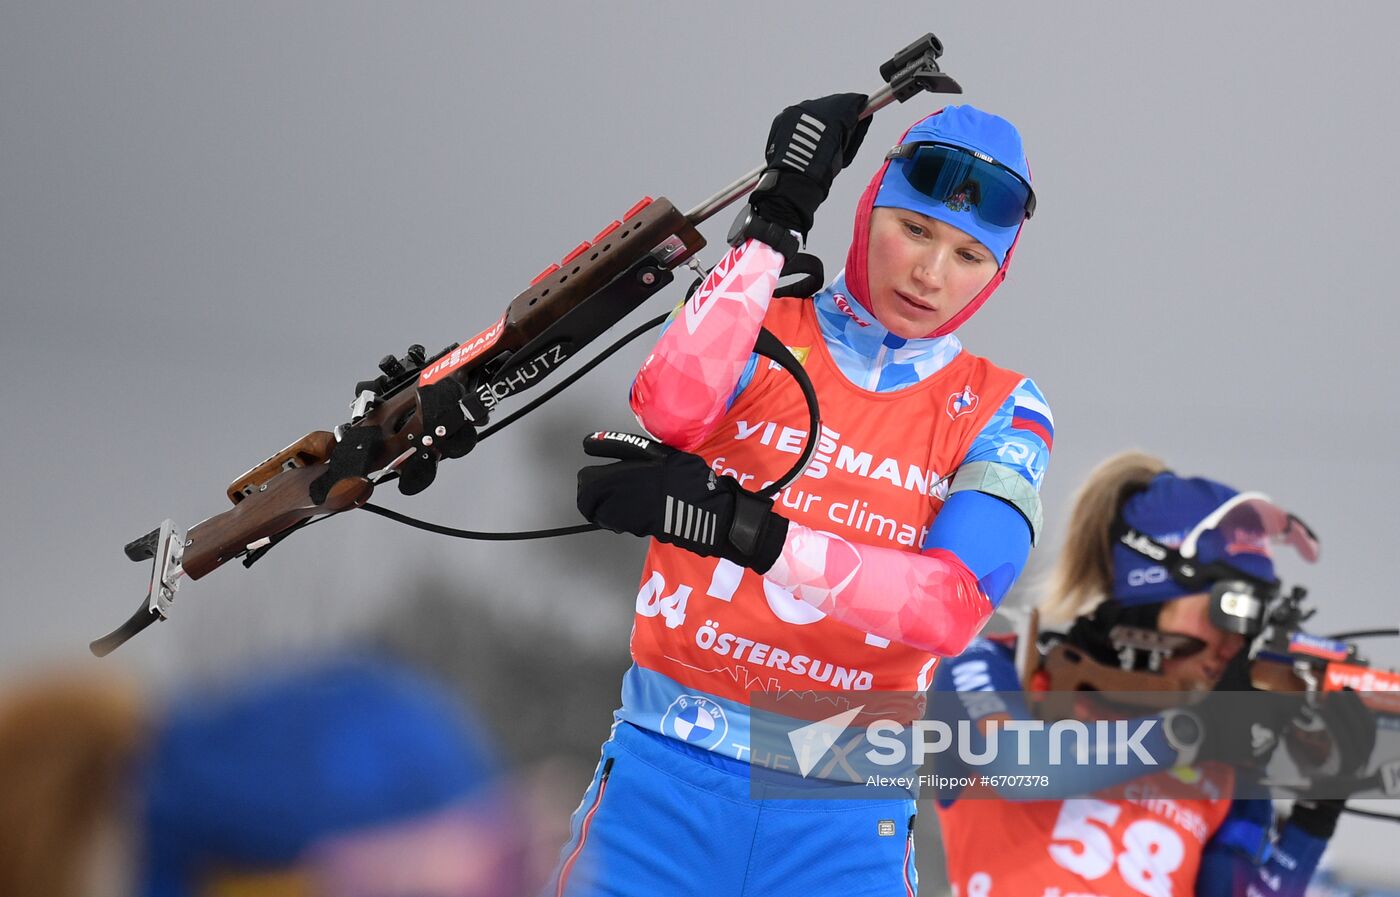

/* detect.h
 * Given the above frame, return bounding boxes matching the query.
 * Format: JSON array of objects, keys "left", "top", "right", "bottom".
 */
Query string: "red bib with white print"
[{"left": 624, "top": 296, "right": 1024, "bottom": 736}]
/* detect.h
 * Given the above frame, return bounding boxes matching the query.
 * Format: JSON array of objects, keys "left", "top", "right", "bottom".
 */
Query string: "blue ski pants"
[{"left": 548, "top": 722, "right": 918, "bottom": 897}]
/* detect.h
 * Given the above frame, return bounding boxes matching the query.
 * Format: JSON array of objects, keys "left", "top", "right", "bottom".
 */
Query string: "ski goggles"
[
  {"left": 1184, "top": 493, "right": 1319, "bottom": 637},
  {"left": 884, "top": 141, "right": 1036, "bottom": 227},
  {"left": 1116, "top": 492, "right": 1319, "bottom": 637},
  {"left": 1179, "top": 492, "right": 1320, "bottom": 567}
]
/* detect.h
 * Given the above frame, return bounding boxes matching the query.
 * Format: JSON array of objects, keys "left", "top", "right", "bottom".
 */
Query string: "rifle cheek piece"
[
  {"left": 1037, "top": 639, "right": 1205, "bottom": 709},
  {"left": 323, "top": 476, "right": 374, "bottom": 511}
]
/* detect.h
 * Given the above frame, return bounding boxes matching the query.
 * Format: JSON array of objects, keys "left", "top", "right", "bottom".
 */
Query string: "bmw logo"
[{"left": 661, "top": 695, "right": 728, "bottom": 749}]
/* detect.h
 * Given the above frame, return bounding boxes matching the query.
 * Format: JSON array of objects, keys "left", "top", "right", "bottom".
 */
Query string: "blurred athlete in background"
[
  {"left": 935, "top": 452, "right": 1369, "bottom": 897},
  {"left": 0, "top": 654, "right": 525, "bottom": 897}
]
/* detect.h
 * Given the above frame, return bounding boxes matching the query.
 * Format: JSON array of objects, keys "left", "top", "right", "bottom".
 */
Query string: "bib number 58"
[{"left": 1047, "top": 799, "right": 1184, "bottom": 897}]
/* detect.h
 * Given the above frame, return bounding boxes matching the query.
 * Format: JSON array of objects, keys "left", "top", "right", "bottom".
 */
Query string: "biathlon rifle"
[
  {"left": 1245, "top": 589, "right": 1400, "bottom": 819},
  {"left": 91, "top": 33, "right": 963, "bottom": 657}
]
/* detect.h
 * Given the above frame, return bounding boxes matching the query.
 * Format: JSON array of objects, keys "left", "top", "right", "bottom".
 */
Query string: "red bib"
[
  {"left": 938, "top": 767, "right": 1235, "bottom": 897},
  {"left": 628, "top": 296, "right": 1024, "bottom": 710}
]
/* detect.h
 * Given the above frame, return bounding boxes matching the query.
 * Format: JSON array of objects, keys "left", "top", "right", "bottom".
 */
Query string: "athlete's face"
[
  {"left": 1157, "top": 592, "right": 1245, "bottom": 689},
  {"left": 865, "top": 207, "right": 999, "bottom": 339}
]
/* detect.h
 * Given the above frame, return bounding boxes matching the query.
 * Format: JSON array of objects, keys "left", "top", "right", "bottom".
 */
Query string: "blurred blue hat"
[{"left": 140, "top": 656, "right": 500, "bottom": 896}]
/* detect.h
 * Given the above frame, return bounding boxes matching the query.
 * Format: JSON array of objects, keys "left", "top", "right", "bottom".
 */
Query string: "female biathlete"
[
  {"left": 553, "top": 95, "right": 1050, "bottom": 895},
  {"left": 934, "top": 452, "right": 1360, "bottom": 897}
]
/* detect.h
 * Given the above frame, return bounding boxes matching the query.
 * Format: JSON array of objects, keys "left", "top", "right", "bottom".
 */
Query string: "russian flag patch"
[{"left": 1011, "top": 394, "right": 1054, "bottom": 448}]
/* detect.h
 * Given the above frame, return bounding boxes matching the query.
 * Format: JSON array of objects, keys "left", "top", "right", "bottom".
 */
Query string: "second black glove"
[{"left": 576, "top": 431, "right": 789, "bottom": 573}]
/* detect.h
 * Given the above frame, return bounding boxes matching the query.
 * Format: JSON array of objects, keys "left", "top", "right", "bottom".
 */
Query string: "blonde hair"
[
  {"left": 1039, "top": 451, "right": 1169, "bottom": 627},
  {"left": 0, "top": 674, "right": 145, "bottom": 897}
]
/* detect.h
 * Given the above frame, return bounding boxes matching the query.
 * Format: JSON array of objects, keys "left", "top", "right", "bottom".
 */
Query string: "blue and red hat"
[{"left": 844, "top": 104, "right": 1033, "bottom": 337}]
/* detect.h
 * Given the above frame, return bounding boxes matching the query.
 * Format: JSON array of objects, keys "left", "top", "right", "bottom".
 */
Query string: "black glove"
[
  {"left": 1285, "top": 687, "right": 1378, "bottom": 780},
  {"left": 1280, "top": 691, "right": 1377, "bottom": 839},
  {"left": 749, "top": 93, "right": 872, "bottom": 236},
  {"left": 396, "top": 379, "right": 486, "bottom": 496},
  {"left": 1162, "top": 689, "right": 1297, "bottom": 771},
  {"left": 1288, "top": 797, "right": 1346, "bottom": 839},
  {"left": 576, "top": 431, "right": 789, "bottom": 573}
]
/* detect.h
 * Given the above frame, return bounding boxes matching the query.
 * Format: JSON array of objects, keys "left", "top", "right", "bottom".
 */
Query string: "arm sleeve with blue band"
[{"left": 923, "top": 490, "right": 1032, "bottom": 607}]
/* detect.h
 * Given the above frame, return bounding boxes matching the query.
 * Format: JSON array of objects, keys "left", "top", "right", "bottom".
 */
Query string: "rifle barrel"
[{"left": 684, "top": 84, "right": 900, "bottom": 225}]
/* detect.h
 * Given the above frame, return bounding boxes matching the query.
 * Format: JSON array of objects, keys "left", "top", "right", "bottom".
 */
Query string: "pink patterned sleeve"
[
  {"left": 629, "top": 239, "right": 784, "bottom": 451},
  {"left": 765, "top": 523, "right": 993, "bottom": 656}
]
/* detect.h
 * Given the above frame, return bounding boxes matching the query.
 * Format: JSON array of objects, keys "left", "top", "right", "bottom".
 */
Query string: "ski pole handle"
[{"left": 684, "top": 32, "right": 961, "bottom": 225}]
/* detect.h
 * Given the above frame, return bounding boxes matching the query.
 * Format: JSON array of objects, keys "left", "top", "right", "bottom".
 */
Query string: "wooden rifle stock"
[{"left": 180, "top": 197, "right": 703, "bottom": 580}]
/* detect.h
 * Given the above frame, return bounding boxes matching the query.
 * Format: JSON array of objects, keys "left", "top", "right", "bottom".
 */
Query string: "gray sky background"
[{"left": 4, "top": 0, "right": 1400, "bottom": 880}]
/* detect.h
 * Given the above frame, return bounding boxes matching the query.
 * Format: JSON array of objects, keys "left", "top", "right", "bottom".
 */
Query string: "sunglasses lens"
[
  {"left": 973, "top": 172, "right": 1026, "bottom": 227},
  {"left": 896, "top": 144, "right": 1032, "bottom": 228},
  {"left": 903, "top": 145, "right": 971, "bottom": 197}
]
